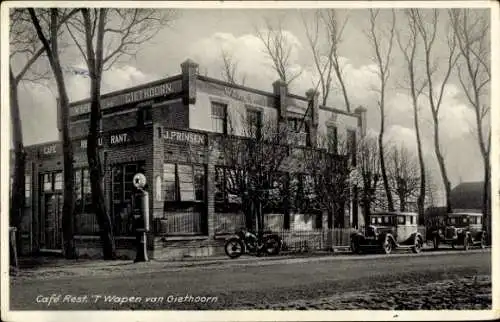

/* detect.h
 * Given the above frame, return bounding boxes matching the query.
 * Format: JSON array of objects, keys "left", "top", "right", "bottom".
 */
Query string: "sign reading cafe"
[{"left": 70, "top": 79, "right": 181, "bottom": 116}]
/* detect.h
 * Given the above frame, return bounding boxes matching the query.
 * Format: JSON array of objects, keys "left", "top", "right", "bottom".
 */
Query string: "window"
[
  {"left": 347, "top": 129, "right": 357, "bottom": 166},
  {"left": 449, "top": 217, "right": 456, "bottom": 225},
  {"left": 477, "top": 217, "right": 482, "bottom": 225},
  {"left": 25, "top": 175, "right": 31, "bottom": 206},
  {"left": 163, "top": 163, "right": 206, "bottom": 202},
  {"left": 211, "top": 102, "right": 227, "bottom": 134},
  {"left": 371, "top": 217, "right": 377, "bottom": 225},
  {"left": 214, "top": 166, "right": 244, "bottom": 212},
  {"left": 377, "top": 217, "right": 383, "bottom": 224},
  {"left": 327, "top": 126, "right": 338, "bottom": 153},
  {"left": 137, "top": 106, "right": 153, "bottom": 126},
  {"left": 54, "top": 172, "right": 63, "bottom": 190},
  {"left": 247, "top": 109, "right": 262, "bottom": 139},
  {"left": 397, "top": 216, "right": 405, "bottom": 225},
  {"left": 287, "top": 118, "right": 309, "bottom": 146},
  {"left": 383, "top": 216, "right": 390, "bottom": 224},
  {"left": 410, "top": 215, "right": 415, "bottom": 225},
  {"left": 163, "top": 163, "right": 176, "bottom": 201},
  {"left": 462, "top": 217, "right": 468, "bottom": 224},
  {"left": 43, "top": 173, "right": 52, "bottom": 192}
]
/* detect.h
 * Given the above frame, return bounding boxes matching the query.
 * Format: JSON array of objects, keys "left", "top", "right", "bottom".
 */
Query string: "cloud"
[{"left": 18, "top": 64, "right": 158, "bottom": 145}]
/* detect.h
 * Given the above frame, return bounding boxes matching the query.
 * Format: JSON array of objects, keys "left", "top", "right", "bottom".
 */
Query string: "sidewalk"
[{"left": 11, "top": 250, "right": 346, "bottom": 279}]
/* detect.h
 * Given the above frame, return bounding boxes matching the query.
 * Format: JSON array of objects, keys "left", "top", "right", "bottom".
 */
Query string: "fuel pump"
[{"left": 132, "top": 173, "right": 150, "bottom": 263}]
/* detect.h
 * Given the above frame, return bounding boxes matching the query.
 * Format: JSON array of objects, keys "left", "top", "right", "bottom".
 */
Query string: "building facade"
[{"left": 12, "top": 59, "right": 366, "bottom": 259}]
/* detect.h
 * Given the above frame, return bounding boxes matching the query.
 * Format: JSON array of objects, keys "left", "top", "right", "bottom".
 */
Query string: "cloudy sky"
[{"left": 11, "top": 6, "right": 491, "bottom": 205}]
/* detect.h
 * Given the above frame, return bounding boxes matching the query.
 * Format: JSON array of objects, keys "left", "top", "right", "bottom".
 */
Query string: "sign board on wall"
[
  {"left": 108, "top": 129, "right": 145, "bottom": 147},
  {"left": 197, "top": 79, "right": 274, "bottom": 107},
  {"left": 163, "top": 129, "right": 206, "bottom": 145},
  {"left": 70, "top": 79, "right": 182, "bottom": 116}
]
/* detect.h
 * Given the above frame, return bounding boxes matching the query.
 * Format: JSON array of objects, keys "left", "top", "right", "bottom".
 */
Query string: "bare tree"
[
  {"left": 449, "top": 9, "right": 491, "bottom": 234},
  {"left": 365, "top": 9, "right": 396, "bottom": 212},
  {"left": 356, "top": 135, "right": 381, "bottom": 224},
  {"left": 213, "top": 112, "right": 289, "bottom": 235},
  {"left": 28, "top": 8, "right": 79, "bottom": 258},
  {"left": 220, "top": 48, "right": 246, "bottom": 86},
  {"left": 300, "top": 132, "right": 350, "bottom": 228},
  {"left": 302, "top": 9, "right": 351, "bottom": 111},
  {"left": 64, "top": 9, "right": 176, "bottom": 259},
  {"left": 387, "top": 144, "right": 421, "bottom": 212},
  {"left": 414, "top": 9, "right": 459, "bottom": 213},
  {"left": 396, "top": 9, "right": 429, "bottom": 218},
  {"left": 255, "top": 18, "right": 302, "bottom": 85}
]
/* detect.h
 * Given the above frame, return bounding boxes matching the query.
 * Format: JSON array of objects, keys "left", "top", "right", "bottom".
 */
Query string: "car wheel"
[
  {"left": 463, "top": 236, "right": 471, "bottom": 251},
  {"left": 412, "top": 236, "right": 423, "bottom": 254},
  {"left": 480, "top": 234, "right": 487, "bottom": 249},
  {"left": 351, "top": 239, "right": 361, "bottom": 254},
  {"left": 383, "top": 237, "right": 393, "bottom": 254},
  {"left": 433, "top": 236, "right": 439, "bottom": 250}
]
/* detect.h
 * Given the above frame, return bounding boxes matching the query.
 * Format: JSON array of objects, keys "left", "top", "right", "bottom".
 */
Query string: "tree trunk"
[
  {"left": 410, "top": 92, "right": 426, "bottom": 217},
  {"left": 60, "top": 94, "right": 77, "bottom": 259},
  {"left": 431, "top": 114, "right": 452, "bottom": 213},
  {"left": 9, "top": 71, "right": 25, "bottom": 256},
  {"left": 378, "top": 115, "right": 394, "bottom": 212},
  {"left": 88, "top": 79, "right": 116, "bottom": 260},
  {"left": 482, "top": 158, "right": 490, "bottom": 237}
]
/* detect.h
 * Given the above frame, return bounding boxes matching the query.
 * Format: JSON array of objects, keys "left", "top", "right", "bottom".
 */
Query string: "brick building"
[{"left": 12, "top": 59, "right": 366, "bottom": 259}]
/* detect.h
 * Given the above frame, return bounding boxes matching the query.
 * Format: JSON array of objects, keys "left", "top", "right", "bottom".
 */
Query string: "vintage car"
[
  {"left": 429, "top": 212, "right": 486, "bottom": 250},
  {"left": 350, "top": 212, "right": 424, "bottom": 254}
]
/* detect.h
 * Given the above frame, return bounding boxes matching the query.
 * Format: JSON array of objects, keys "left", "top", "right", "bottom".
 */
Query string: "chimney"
[
  {"left": 181, "top": 59, "right": 199, "bottom": 105},
  {"left": 273, "top": 80, "right": 288, "bottom": 121},
  {"left": 306, "top": 89, "right": 319, "bottom": 147},
  {"left": 354, "top": 105, "right": 367, "bottom": 137}
]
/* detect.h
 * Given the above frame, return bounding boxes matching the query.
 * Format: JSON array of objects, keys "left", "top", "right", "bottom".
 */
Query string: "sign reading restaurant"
[
  {"left": 70, "top": 79, "right": 182, "bottom": 116},
  {"left": 163, "top": 129, "right": 206, "bottom": 145}
]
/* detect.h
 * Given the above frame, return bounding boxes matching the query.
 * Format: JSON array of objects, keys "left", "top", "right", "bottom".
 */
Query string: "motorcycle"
[{"left": 224, "top": 228, "right": 282, "bottom": 258}]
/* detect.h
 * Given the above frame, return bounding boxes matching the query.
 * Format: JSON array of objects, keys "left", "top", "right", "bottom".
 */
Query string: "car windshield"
[
  {"left": 447, "top": 216, "right": 468, "bottom": 226},
  {"left": 370, "top": 215, "right": 394, "bottom": 225}
]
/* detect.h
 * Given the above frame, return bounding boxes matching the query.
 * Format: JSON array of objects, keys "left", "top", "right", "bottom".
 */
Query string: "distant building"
[{"left": 450, "top": 181, "right": 488, "bottom": 213}]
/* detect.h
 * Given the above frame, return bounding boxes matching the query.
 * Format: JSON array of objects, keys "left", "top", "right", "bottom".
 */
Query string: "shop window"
[
  {"left": 163, "top": 163, "right": 176, "bottom": 201},
  {"left": 110, "top": 161, "right": 146, "bottom": 236},
  {"left": 247, "top": 109, "right": 262, "bottom": 140},
  {"left": 74, "top": 168, "right": 95, "bottom": 222},
  {"left": 163, "top": 163, "right": 206, "bottom": 203},
  {"left": 211, "top": 102, "right": 227, "bottom": 134}
]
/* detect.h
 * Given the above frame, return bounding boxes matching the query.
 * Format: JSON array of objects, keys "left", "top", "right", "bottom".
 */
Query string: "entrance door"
[
  {"left": 39, "top": 171, "right": 64, "bottom": 251},
  {"left": 42, "top": 193, "right": 63, "bottom": 250},
  {"left": 111, "top": 161, "right": 146, "bottom": 235}
]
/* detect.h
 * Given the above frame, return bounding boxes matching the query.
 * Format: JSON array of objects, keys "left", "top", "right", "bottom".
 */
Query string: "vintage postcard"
[{"left": 1, "top": 1, "right": 498, "bottom": 321}]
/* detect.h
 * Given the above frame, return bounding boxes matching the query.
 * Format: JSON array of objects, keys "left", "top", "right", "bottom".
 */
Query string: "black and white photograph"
[{"left": 1, "top": 1, "right": 498, "bottom": 321}]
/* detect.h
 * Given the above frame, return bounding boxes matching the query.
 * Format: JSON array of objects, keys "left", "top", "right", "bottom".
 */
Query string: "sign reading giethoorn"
[
  {"left": 163, "top": 129, "right": 206, "bottom": 145},
  {"left": 70, "top": 79, "right": 182, "bottom": 116}
]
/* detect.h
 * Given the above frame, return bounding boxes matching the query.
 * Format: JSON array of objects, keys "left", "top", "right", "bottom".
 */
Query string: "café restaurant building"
[{"left": 13, "top": 59, "right": 366, "bottom": 259}]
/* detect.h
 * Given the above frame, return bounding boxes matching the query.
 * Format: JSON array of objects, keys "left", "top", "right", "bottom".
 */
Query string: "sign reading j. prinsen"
[
  {"left": 70, "top": 79, "right": 181, "bottom": 116},
  {"left": 163, "top": 129, "right": 206, "bottom": 145}
]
